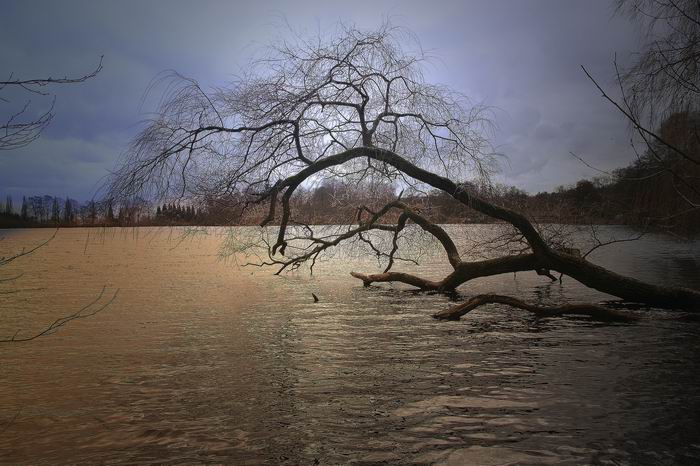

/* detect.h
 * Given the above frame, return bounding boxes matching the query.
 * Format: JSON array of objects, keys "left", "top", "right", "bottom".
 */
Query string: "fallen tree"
[{"left": 108, "top": 24, "right": 700, "bottom": 319}]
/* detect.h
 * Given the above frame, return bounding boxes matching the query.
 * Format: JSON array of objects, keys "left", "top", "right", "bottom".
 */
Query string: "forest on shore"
[{"left": 2, "top": 111, "right": 698, "bottom": 234}]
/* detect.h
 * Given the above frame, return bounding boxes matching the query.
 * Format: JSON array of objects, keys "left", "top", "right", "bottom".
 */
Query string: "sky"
[{"left": 1, "top": 0, "right": 644, "bottom": 201}]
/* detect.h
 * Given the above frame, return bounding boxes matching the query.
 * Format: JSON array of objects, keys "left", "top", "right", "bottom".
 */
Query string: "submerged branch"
[{"left": 433, "top": 293, "right": 639, "bottom": 322}]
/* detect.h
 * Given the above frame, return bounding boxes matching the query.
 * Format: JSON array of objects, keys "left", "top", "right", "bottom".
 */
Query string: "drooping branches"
[
  {"left": 0, "top": 57, "right": 103, "bottom": 150},
  {"left": 576, "top": 1, "right": 700, "bottom": 233},
  {"left": 109, "top": 24, "right": 700, "bottom": 320},
  {"left": 615, "top": 0, "right": 700, "bottom": 125},
  {"left": 0, "top": 286, "right": 118, "bottom": 343},
  {"left": 108, "top": 25, "right": 495, "bottom": 205}
]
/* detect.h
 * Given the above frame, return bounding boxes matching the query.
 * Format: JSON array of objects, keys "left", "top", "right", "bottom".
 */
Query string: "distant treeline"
[
  {"left": 2, "top": 169, "right": 695, "bottom": 233},
  {"left": 3, "top": 113, "right": 697, "bottom": 233}
]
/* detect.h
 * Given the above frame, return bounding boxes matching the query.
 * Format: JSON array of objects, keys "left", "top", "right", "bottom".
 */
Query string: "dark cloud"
[{"left": 1, "top": 0, "right": 642, "bottom": 200}]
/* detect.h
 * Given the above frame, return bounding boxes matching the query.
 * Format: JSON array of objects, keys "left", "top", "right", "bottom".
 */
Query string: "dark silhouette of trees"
[
  {"left": 615, "top": 0, "right": 700, "bottom": 124},
  {"left": 20, "top": 197, "right": 28, "bottom": 221},
  {"left": 51, "top": 197, "right": 60, "bottom": 223},
  {"left": 4, "top": 196, "right": 12, "bottom": 215},
  {"left": 63, "top": 197, "right": 74, "bottom": 225},
  {"left": 572, "top": 180, "right": 599, "bottom": 207},
  {"left": 105, "top": 25, "right": 700, "bottom": 319},
  {"left": 106, "top": 201, "right": 115, "bottom": 224},
  {"left": 0, "top": 173, "right": 691, "bottom": 230},
  {"left": 155, "top": 202, "right": 197, "bottom": 223},
  {"left": 86, "top": 201, "right": 98, "bottom": 225},
  {"left": 578, "top": 0, "right": 700, "bottom": 232}
]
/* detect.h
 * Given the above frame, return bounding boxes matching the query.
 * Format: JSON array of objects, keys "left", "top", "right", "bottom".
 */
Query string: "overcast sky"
[{"left": 1, "top": 0, "right": 643, "bottom": 201}]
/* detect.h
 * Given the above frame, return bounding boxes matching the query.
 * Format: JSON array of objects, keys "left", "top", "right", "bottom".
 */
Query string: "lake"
[{"left": 1, "top": 226, "right": 700, "bottom": 464}]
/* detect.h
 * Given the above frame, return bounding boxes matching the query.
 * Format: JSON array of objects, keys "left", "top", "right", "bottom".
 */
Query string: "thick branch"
[
  {"left": 433, "top": 294, "right": 639, "bottom": 322},
  {"left": 350, "top": 271, "right": 443, "bottom": 290},
  {"left": 547, "top": 253, "right": 700, "bottom": 309},
  {"left": 267, "top": 146, "right": 549, "bottom": 256},
  {"left": 351, "top": 253, "right": 541, "bottom": 291},
  {"left": 397, "top": 204, "right": 462, "bottom": 268}
]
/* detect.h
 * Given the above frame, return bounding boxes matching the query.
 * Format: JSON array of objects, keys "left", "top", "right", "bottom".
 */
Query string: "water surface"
[{"left": 1, "top": 226, "right": 699, "bottom": 464}]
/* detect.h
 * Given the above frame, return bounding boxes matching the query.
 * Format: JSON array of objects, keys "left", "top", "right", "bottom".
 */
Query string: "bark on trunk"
[{"left": 545, "top": 252, "right": 700, "bottom": 309}]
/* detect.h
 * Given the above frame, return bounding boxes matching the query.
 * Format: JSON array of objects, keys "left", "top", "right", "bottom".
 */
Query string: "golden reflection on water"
[
  {"left": 1, "top": 227, "right": 700, "bottom": 464},
  {"left": 1, "top": 228, "right": 265, "bottom": 462}
]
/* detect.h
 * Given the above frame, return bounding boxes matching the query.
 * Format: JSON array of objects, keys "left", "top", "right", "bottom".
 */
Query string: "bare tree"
[
  {"left": 577, "top": 0, "right": 700, "bottom": 231},
  {"left": 616, "top": 0, "right": 700, "bottom": 125},
  {"left": 109, "top": 24, "right": 700, "bottom": 320},
  {"left": 0, "top": 57, "right": 102, "bottom": 150}
]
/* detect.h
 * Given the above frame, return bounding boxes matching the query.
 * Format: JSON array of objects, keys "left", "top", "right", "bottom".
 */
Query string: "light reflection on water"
[{"left": 0, "top": 226, "right": 699, "bottom": 464}]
